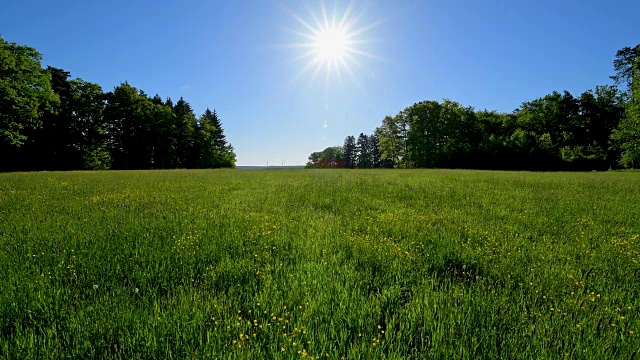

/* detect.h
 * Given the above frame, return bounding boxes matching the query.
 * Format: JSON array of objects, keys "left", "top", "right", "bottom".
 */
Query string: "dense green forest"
[
  {"left": 307, "top": 45, "right": 640, "bottom": 170},
  {"left": 0, "top": 35, "right": 235, "bottom": 171}
]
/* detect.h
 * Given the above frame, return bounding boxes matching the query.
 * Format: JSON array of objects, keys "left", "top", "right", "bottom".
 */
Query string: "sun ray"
[
  {"left": 289, "top": 30, "right": 319, "bottom": 43},
  {"left": 339, "top": 57, "right": 358, "bottom": 85},
  {"left": 311, "top": 59, "right": 324, "bottom": 83},
  {"left": 276, "top": 42, "right": 315, "bottom": 50},
  {"left": 331, "top": 60, "right": 341, "bottom": 87},
  {"left": 345, "top": 47, "right": 387, "bottom": 62},
  {"left": 279, "top": 3, "right": 321, "bottom": 36},
  {"left": 331, "top": 3, "right": 338, "bottom": 28},
  {"left": 320, "top": 0, "right": 330, "bottom": 29},
  {"left": 289, "top": 58, "right": 322, "bottom": 90},
  {"left": 289, "top": 49, "right": 319, "bottom": 66},
  {"left": 346, "top": 18, "right": 386, "bottom": 38},
  {"left": 337, "top": 0, "right": 356, "bottom": 29},
  {"left": 343, "top": 52, "right": 371, "bottom": 77},
  {"left": 303, "top": 2, "right": 324, "bottom": 30}
]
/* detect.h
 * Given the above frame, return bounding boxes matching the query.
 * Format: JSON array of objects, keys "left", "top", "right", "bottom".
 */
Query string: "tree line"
[
  {"left": 307, "top": 45, "right": 640, "bottom": 170},
  {"left": 0, "top": 35, "right": 235, "bottom": 171}
]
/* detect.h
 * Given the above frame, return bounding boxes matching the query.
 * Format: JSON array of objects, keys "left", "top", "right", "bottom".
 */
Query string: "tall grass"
[{"left": 0, "top": 169, "right": 638, "bottom": 358}]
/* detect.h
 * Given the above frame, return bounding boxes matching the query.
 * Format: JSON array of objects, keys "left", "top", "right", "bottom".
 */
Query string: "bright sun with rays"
[{"left": 283, "top": 1, "right": 379, "bottom": 87}]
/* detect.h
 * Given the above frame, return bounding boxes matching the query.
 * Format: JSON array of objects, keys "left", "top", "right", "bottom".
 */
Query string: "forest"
[
  {"left": 0, "top": 35, "right": 236, "bottom": 171},
  {"left": 307, "top": 45, "right": 640, "bottom": 170}
]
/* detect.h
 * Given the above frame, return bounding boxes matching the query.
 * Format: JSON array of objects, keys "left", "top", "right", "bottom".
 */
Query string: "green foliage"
[
  {"left": 356, "top": 133, "right": 374, "bottom": 168},
  {"left": 611, "top": 44, "right": 640, "bottom": 95},
  {"left": 404, "top": 100, "right": 479, "bottom": 167},
  {"left": 69, "top": 78, "right": 110, "bottom": 170},
  {"left": 0, "top": 36, "right": 234, "bottom": 172},
  {"left": 102, "top": 86, "right": 235, "bottom": 170},
  {"left": 328, "top": 45, "right": 636, "bottom": 172},
  {"left": 0, "top": 36, "right": 58, "bottom": 146},
  {"left": 1, "top": 170, "right": 639, "bottom": 358},
  {"left": 376, "top": 114, "right": 408, "bottom": 168},
  {"left": 196, "top": 109, "right": 236, "bottom": 168},
  {"left": 611, "top": 45, "right": 640, "bottom": 168},
  {"left": 104, "top": 83, "right": 156, "bottom": 169},
  {"left": 343, "top": 135, "right": 357, "bottom": 169},
  {"left": 364, "top": 86, "right": 626, "bottom": 171},
  {"left": 612, "top": 105, "right": 640, "bottom": 168},
  {"left": 83, "top": 147, "right": 111, "bottom": 170},
  {"left": 173, "top": 98, "right": 199, "bottom": 168},
  {"left": 305, "top": 146, "right": 344, "bottom": 168}
]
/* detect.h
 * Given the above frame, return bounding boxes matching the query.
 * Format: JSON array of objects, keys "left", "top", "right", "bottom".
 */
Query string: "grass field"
[{"left": 1, "top": 169, "right": 639, "bottom": 359}]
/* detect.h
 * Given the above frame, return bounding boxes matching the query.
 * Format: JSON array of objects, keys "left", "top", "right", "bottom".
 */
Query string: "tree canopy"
[
  {"left": 307, "top": 44, "right": 640, "bottom": 170},
  {"left": 0, "top": 38, "right": 58, "bottom": 147},
  {"left": 0, "top": 35, "right": 235, "bottom": 172}
]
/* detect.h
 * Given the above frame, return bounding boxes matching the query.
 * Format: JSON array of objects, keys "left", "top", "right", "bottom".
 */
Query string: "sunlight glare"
[
  {"left": 314, "top": 27, "right": 348, "bottom": 62},
  {"left": 281, "top": 0, "right": 381, "bottom": 87}
]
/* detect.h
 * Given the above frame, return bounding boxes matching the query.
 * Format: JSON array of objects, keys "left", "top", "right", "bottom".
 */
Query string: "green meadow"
[{"left": 1, "top": 169, "right": 639, "bottom": 359}]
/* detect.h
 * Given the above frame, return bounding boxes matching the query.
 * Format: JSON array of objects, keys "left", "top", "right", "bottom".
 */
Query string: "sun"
[
  {"left": 281, "top": 0, "right": 380, "bottom": 86},
  {"left": 313, "top": 27, "right": 349, "bottom": 62}
]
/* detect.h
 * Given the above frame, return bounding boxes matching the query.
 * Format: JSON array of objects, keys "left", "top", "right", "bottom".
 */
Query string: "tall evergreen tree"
[
  {"left": 196, "top": 108, "right": 236, "bottom": 168},
  {"left": 173, "top": 97, "right": 198, "bottom": 168},
  {"left": 202, "top": 109, "right": 226, "bottom": 148},
  {"left": 369, "top": 133, "right": 382, "bottom": 168},
  {"left": 151, "top": 94, "right": 164, "bottom": 106},
  {"left": 343, "top": 135, "right": 356, "bottom": 168},
  {"left": 356, "top": 133, "right": 371, "bottom": 168}
]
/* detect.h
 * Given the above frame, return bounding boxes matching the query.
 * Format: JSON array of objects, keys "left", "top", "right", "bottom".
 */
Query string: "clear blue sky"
[{"left": 2, "top": 0, "right": 639, "bottom": 165}]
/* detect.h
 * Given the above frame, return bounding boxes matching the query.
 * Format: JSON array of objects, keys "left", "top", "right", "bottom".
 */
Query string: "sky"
[{"left": 2, "top": 0, "right": 639, "bottom": 166}]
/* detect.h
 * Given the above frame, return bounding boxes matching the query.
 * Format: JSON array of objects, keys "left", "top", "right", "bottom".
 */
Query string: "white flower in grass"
[
  {"left": 134, "top": 288, "right": 139, "bottom": 293},
  {"left": 93, "top": 285, "right": 99, "bottom": 290}
]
